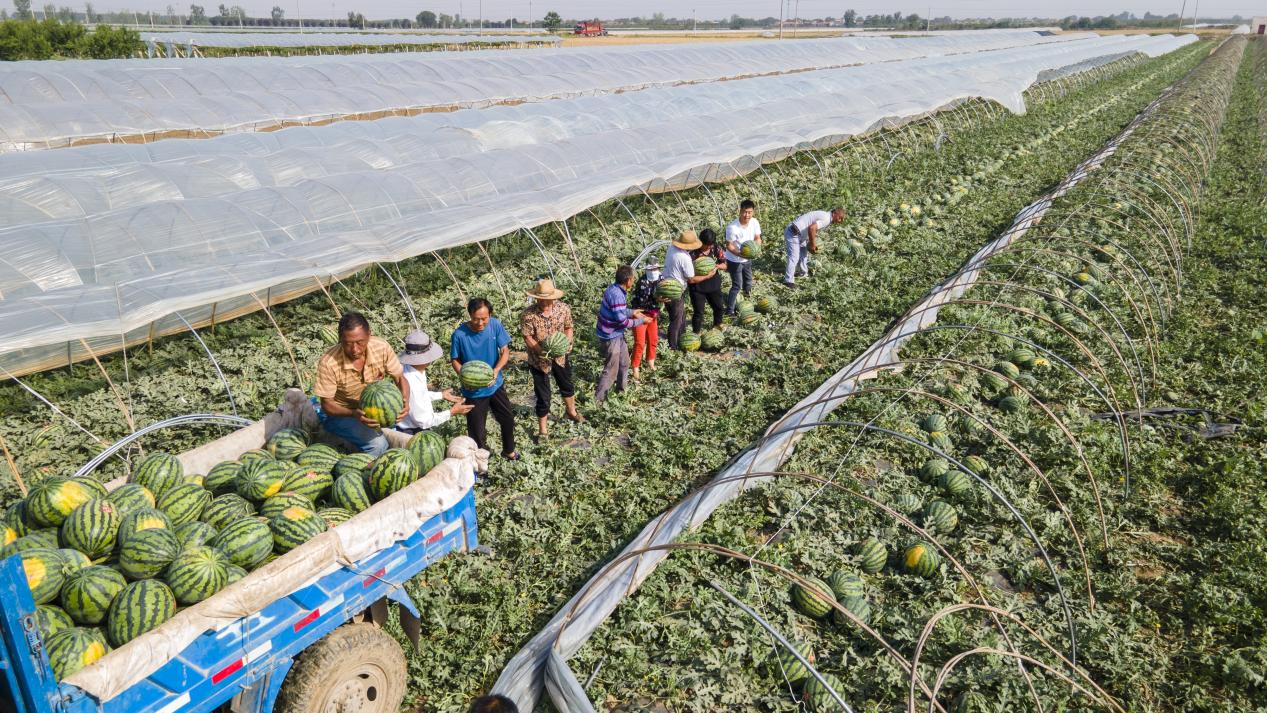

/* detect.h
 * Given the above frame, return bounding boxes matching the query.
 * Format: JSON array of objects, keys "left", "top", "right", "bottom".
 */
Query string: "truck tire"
[{"left": 276, "top": 622, "right": 406, "bottom": 713}]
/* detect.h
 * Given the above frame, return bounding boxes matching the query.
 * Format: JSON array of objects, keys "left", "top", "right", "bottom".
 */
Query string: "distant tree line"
[{"left": 0, "top": 15, "right": 141, "bottom": 59}]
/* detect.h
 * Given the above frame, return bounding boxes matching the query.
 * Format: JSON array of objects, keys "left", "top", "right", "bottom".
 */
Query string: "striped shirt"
[
  {"left": 596, "top": 283, "right": 643, "bottom": 341},
  {"left": 313, "top": 336, "right": 403, "bottom": 410}
]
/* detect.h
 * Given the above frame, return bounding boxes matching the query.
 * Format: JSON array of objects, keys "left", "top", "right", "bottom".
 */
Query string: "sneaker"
[{"left": 781, "top": 280, "right": 798, "bottom": 289}]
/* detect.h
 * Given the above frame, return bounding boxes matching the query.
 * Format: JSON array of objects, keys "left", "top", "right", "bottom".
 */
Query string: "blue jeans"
[
  {"left": 320, "top": 413, "right": 389, "bottom": 457},
  {"left": 726, "top": 261, "right": 753, "bottom": 313}
]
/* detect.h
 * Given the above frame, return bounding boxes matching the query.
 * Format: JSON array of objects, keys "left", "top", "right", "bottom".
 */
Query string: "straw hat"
[
  {"left": 526, "top": 278, "right": 565, "bottom": 300},
  {"left": 672, "top": 230, "right": 702, "bottom": 251},
  {"left": 399, "top": 329, "right": 443, "bottom": 366}
]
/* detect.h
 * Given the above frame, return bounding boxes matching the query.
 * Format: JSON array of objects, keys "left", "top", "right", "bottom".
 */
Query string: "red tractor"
[{"left": 573, "top": 20, "right": 608, "bottom": 36}]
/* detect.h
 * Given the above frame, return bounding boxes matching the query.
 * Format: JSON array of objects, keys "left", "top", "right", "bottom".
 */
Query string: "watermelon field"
[{"left": 0, "top": 31, "right": 1264, "bottom": 713}]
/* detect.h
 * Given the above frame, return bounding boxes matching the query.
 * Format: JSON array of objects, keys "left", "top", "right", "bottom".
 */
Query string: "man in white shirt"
[
  {"left": 661, "top": 230, "right": 710, "bottom": 350},
  {"left": 724, "top": 199, "right": 762, "bottom": 314},
  {"left": 395, "top": 329, "right": 473, "bottom": 434},
  {"left": 783, "top": 207, "right": 845, "bottom": 288}
]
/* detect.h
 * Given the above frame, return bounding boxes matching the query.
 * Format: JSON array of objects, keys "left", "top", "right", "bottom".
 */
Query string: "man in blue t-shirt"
[{"left": 450, "top": 297, "right": 520, "bottom": 461}]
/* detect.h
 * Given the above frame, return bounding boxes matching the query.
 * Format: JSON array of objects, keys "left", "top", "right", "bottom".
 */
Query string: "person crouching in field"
[
  {"left": 783, "top": 207, "right": 844, "bottom": 288},
  {"left": 395, "top": 329, "right": 472, "bottom": 435}
]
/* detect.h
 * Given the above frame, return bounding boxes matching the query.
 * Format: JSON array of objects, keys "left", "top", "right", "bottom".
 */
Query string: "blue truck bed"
[{"left": 1, "top": 487, "right": 477, "bottom": 713}]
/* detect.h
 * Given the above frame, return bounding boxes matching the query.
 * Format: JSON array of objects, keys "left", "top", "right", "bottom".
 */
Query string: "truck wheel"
[{"left": 276, "top": 622, "right": 406, "bottom": 713}]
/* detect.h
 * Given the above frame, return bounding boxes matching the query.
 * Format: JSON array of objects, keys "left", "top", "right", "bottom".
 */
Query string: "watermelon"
[
  {"left": 333, "top": 453, "right": 374, "bottom": 479},
  {"left": 993, "top": 361, "right": 1021, "bottom": 379},
  {"left": 26, "top": 528, "right": 60, "bottom": 549},
  {"left": 856, "top": 538, "right": 887, "bottom": 574},
  {"left": 543, "top": 332, "right": 571, "bottom": 358},
  {"left": 56, "top": 549, "right": 92, "bottom": 577},
  {"left": 238, "top": 449, "right": 274, "bottom": 464},
  {"left": 106, "top": 579, "right": 177, "bottom": 647},
  {"left": 943, "top": 382, "right": 972, "bottom": 404},
  {"left": 1073, "top": 271, "right": 1096, "bottom": 285},
  {"left": 237, "top": 459, "right": 289, "bottom": 503},
  {"left": 317, "top": 507, "right": 355, "bottom": 528},
  {"left": 459, "top": 361, "right": 496, "bottom": 391},
  {"left": 692, "top": 256, "right": 716, "bottom": 276},
  {"left": 701, "top": 329, "right": 724, "bottom": 352},
  {"left": 45, "top": 627, "right": 109, "bottom": 680},
  {"left": 771, "top": 640, "right": 815, "bottom": 685},
  {"left": 296, "top": 444, "right": 342, "bottom": 472},
  {"left": 267, "top": 428, "right": 310, "bottom": 461},
  {"left": 1008, "top": 348, "right": 1037, "bottom": 369},
  {"left": 204, "top": 461, "right": 242, "bottom": 494},
  {"left": 210, "top": 517, "right": 273, "bottom": 570},
  {"left": 958, "top": 414, "right": 986, "bottom": 435},
  {"left": 19, "top": 548, "right": 65, "bottom": 604},
  {"left": 680, "top": 332, "right": 702, "bottom": 352},
  {"left": 118, "top": 527, "right": 181, "bottom": 580},
  {"left": 790, "top": 577, "right": 835, "bottom": 619},
  {"left": 116, "top": 507, "right": 171, "bottom": 545},
  {"left": 61, "top": 565, "right": 127, "bottom": 625},
  {"left": 270, "top": 507, "right": 327, "bottom": 554},
  {"left": 928, "top": 432, "right": 953, "bottom": 452},
  {"left": 105, "top": 484, "right": 155, "bottom": 516},
  {"left": 131, "top": 453, "right": 184, "bottom": 497},
  {"left": 920, "top": 458, "right": 950, "bottom": 480},
  {"left": 802, "top": 673, "right": 845, "bottom": 713},
  {"left": 260, "top": 492, "right": 314, "bottom": 520},
  {"left": 826, "top": 570, "right": 865, "bottom": 600},
  {"left": 360, "top": 379, "right": 405, "bottom": 428},
  {"left": 939, "top": 470, "right": 972, "bottom": 497},
  {"left": 924, "top": 500, "right": 959, "bottom": 533},
  {"left": 59, "top": 499, "right": 121, "bottom": 560},
  {"left": 155, "top": 484, "right": 211, "bottom": 527},
  {"left": 366, "top": 449, "right": 418, "bottom": 501},
  {"left": 895, "top": 492, "right": 923, "bottom": 514},
  {"left": 164, "top": 546, "right": 229, "bottom": 605},
  {"left": 332, "top": 473, "right": 372, "bottom": 513},
  {"left": 739, "top": 240, "right": 761, "bottom": 259},
  {"left": 903, "top": 542, "right": 941, "bottom": 577},
  {"left": 319, "top": 324, "right": 339, "bottom": 344},
  {"left": 963, "top": 455, "right": 988, "bottom": 474},
  {"left": 739, "top": 311, "right": 760, "bottom": 327},
  {"left": 407, "top": 431, "right": 447, "bottom": 474},
  {"left": 919, "top": 414, "right": 947, "bottom": 433},
  {"left": 1, "top": 533, "right": 53, "bottom": 560},
  {"left": 754, "top": 296, "right": 775, "bottom": 314},
  {"left": 282, "top": 468, "right": 333, "bottom": 503},
  {"left": 173, "top": 521, "right": 218, "bottom": 550},
  {"left": 181, "top": 474, "right": 205, "bottom": 489},
  {"left": 225, "top": 564, "right": 248, "bottom": 585},
  {"left": 2, "top": 501, "right": 30, "bottom": 537},
  {"left": 27, "top": 479, "right": 101, "bottom": 528},
  {"left": 654, "top": 279, "right": 685, "bottom": 301},
  {"left": 36, "top": 605, "right": 73, "bottom": 638},
  {"left": 981, "top": 371, "right": 1008, "bottom": 392},
  {"left": 997, "top": 395, "right": 1026, "bottom": 414},
  {"left": 201, "top": 494, "right": 254, "bottom": 530},
  {"left": 1054, "top": 312, "right": 1080, "bottom": 330},
  {"left": 834, "top": 595, "right": 872, "bottom": 627}
]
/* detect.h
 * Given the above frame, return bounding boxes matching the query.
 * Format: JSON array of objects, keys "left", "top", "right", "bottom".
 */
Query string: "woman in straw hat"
[
  {"left": 520, "top": 277, "right": 583, "bottom": 441},
  {"left": 661, "top": 229, "right": 709, "bottom": 350}
]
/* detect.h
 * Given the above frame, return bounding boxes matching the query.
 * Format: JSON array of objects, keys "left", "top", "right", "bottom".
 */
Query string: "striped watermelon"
[
  {"left": 19, "top": 548, "right": 65, "bottom": 604},
  {"left": 459, "top": 361, "right": 496, "bottom": 391},
  {"left": 827, "top": 570, "right": 865, "bottom": 600},
  {"left": 155, "top": 484, "right": 211, "bottom": 527},
  {"left": 27, "top": 528, "right": 60, "bottom": 549},
  {"left": 802, "top": 673, "right": 845, "bottom": 713},
  {"left": 856, "top": 538, "right": 888, "bottom": 574},
  {"left": 997, "top": 395, "right": 1026, "bottom": 414},
  {"left": 1008, "top": 348, "right": 1037, "bottom": 370},
  {"left": 920, "top": 458, "right": 950, "bottom": 481},
  {"left": 543, "top": 332, "right": 570, "bottom": 358},
  {"left": 366, "top": 449, "right": 419, "bottom": 501},
  {"left": 27, "top": 479, "right": 102, "bottom": 528},
  {"left": 319, "top": 324, "right": 339, "bottom": 345},
  {"left": 204, "top": 461, "right": 242, "bottom": 494},
  {"left": 835, "top": 594, "right": 872, "bottom": 626},
  {"left": 920, "top": 414, "right": 947, "bottom": 433},
  {"left": 332, "top": 473, "right": 372, "bottom": 513},
  {"left": 60, "top": 565, "right": 127, "bottom": 625},
  {"left": 790, "top": 577, "right": 835, "bottom": 619},
  {"left": 106, "top": 579, "right": 176, "bottom": 647},
  {"left": 993, "top": 361, "right": 1021, "bottom": 379},
  {"left": 131, "top": 453, "right": 184, "bottom": 497},
  {"left": 929, "top": 431, "right": 953, "bottom": 452},
  {"left": 739, "top": 240, "right": 761, "bottom": 259},
  {"left": 700, "top": 329, "right": 724, "bottom": 352},
  {"left": 680, "top": 332, "right": 701, "bottom": 352},
  {"left": 406, "top": 431, "right": 447, "bottom": 474},
  {"left": 237, "top": 459, "right": 289, "bottom": 503},
  {"left": 296, "top": 444, "right": 342, "bottom": 472},
  {"left": 57, "top": 549, "right": 92, "bottom": 577},
  {"left": 182, "top": 474, "right": 205, "bottom": 489},
  {"left": 963, "top": 455, "right": 988, "bottom": 474},
  {"left": 772, "top": 641, "right": 815, "bottom": 685},
  {"left": 4, "top": 500, "right": 31, "bottom": 530},
  {"left": 173, "top": 521, "right": 218, "bottom": 550},
  {"left": 118, "top": 527, "right": 181, "bottom": 580},
  {"left": 260, "top": 492, "right": 313, "bottom": 520},
  {"left": 116, "top": 507, "right": 171, "bottom": 545},
  {"left": 105, "top": 484, "right": 155, "bottom": 516},
  {"left": 739, "top": 311, "right": 760, "bottom": 327},
  {"left": 903, "top": 542, "right": 941, "bottom": 578},
  {"left": 693, "top": 256, "right": 716, "bottom": 276},
  {"left": 924, "top": 500, "right": 959, "bottom": 533},
  {"left": 201, "top": 494, "right": 255, "bottom": 530},
  {"left": 225, "top": 564, "right": 248, "bottom": 585},
  {"left": 360, "top": 379, "right": 405, "bottom": 428},
  {"left": 267, "top": 428, "right": 310, "bottom": 461},
  {"left": 1, "top": 533, "right": 50, "bottom": 560},
  {"left": 36, "top": 605, "right": 73, "bottom": 638},
  {"left": 270, "top": 506, "right": 327, "bottom": 554},
  {"left": 981, "top": 371, "right": 1008, "bottom": 392},
  {"left": 164, "top": 546, "right": 229, "bottom": 605},
  {"left": 1054, "top": 311, "right": 1080, "bottom": 330},
  {"left": 333, "top": 453, "right": 374, "bottom": 478},
  {"left": 754, "top": 296, "right": 775, "bottom": 314},
  {"left": 282, "top": 468, "right": 333, "bottom": 503},
  {"left": 238, "top": 448, "right": 274, "bottom": 464},
  {"left": 210, "top": 517, "right": 273, "bottom": 570},
  {"left": 939, "top": 470, "right": 972, "bottom": 497},
  {"left": 45, "top": 627, "right": 109, "bottom": 680},
  {"left": 59, "top": 499, "right": 121, "bottom": 560},
  {"left": 654, "top": 279, "right": 685, "bottom": 301},
  {"left": 317, "top": 507, "right": 355, "bottom": 528}
]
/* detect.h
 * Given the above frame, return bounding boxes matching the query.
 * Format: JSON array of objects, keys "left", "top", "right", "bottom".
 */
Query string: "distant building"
[{"left": 1252, "top": 16, "right": 1267, "bottom": 34}]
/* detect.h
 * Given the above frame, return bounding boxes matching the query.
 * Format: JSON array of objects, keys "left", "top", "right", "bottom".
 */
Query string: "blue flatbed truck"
[{"left": 0, "top": 487, "right": 478, "bottom": 713}]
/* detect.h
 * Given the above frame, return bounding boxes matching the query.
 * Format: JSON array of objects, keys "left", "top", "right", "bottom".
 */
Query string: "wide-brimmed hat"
[
  {"left": 642, "top": 261, "right": 663, "bottom": 272},
  {"left": 672, "top": 230, "right": 702, "bottom": 251},
  {"left": 399, "top": 329, "right": 443, "bottom": 366},
  {"left": 526, "top": 278, "right": 565, "bottom": 300}
]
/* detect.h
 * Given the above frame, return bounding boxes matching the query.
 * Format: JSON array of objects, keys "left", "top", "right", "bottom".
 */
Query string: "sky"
[{"left": 69, "top": 0, "right": 1263, "bottom": 23}]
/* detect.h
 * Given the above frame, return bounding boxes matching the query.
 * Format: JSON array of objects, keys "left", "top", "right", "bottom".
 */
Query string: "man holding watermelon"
[
  {"left": 313, "top": 312, "right": 410, "bottom": 457},
  {"left": 450, "top": 298, "right": 520, "bottom": 462},
  {"left": 661, "top": 230, "right": 706, "bottom": 350},
  {"left": 724, "top": 199, "right": 763, "bottom": 314}
]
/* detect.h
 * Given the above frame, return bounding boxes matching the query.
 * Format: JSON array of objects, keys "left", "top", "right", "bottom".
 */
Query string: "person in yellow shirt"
[{"left": 312, "top": 312, "right": 410, "bottom": 456}]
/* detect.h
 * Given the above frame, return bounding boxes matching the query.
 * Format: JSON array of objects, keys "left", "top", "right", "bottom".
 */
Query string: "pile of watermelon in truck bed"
[{"left": 0, "top": 388, "right": 484, "bottom": 713}]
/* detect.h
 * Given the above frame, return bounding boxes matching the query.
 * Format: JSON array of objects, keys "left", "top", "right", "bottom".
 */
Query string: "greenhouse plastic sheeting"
[
  {"left": 0, "top": 33, "right": 1194, "bottom": 377},
  {"left": 491, "top": 59, "right": 1169, "bottom": 712},
  {"left": 0, "top": 31, "right": 1096, "bottom": 150},
  {"left": 139, "top": 30, "right": 557, "bottom": 47}
]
